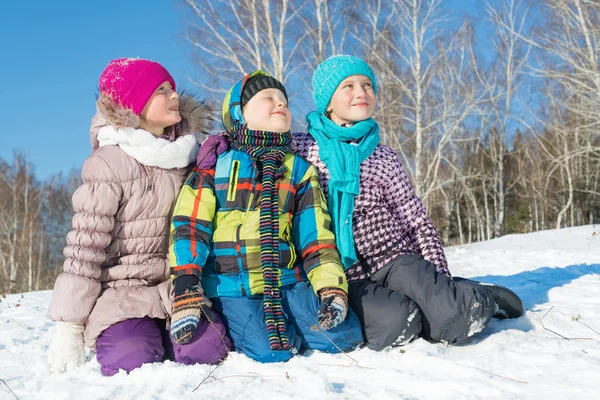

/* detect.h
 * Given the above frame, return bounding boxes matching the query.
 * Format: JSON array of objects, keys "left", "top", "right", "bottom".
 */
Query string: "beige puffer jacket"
[{"left": 47, "top": 93, "right": 213, "bottom": 349}]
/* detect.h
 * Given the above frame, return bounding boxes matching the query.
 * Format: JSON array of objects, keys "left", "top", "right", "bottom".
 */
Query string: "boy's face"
[
  {"left": 327, "top": 75, "right": 376, "bottom": 126},
  {"left": 139, "top": 81, "right": 181, "bottom": 136},
  {"left": 242, "top": 88, "right": 291, "bottom": 133}
]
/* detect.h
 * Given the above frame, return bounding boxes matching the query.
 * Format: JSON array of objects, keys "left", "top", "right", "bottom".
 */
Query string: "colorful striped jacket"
[{"left": 169, "top": 148, "right": 347, "bottom": 298}]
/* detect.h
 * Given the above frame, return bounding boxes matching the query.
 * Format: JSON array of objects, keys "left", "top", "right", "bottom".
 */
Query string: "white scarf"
[{"left": 97, "top": 126, "right": 198, "bottom": 169}]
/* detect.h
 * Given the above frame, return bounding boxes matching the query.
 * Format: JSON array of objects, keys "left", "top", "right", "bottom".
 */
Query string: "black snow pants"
[{"left": 348, "top": 254, "right": 495, "bottom": 350}]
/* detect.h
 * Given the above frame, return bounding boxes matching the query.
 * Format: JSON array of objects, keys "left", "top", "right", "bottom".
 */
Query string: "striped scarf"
[{"left": 225, "top": 124, "right": 292, "bottom": 350}]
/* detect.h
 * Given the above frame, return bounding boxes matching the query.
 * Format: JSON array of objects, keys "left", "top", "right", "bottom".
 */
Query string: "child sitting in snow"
[
  {"left": 169, "top": 71, "right": 363, "bottom": 363},
  {"left": 47, "top": 58, "right": 232, "bottom": 376},
  {"left": 291, "top": 55, "right": 524, "bottom": 350}
]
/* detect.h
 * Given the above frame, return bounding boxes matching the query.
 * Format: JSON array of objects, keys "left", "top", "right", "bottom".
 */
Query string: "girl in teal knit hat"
[{"left": 291, "top": 55, "right": 524, "bottom": 350}]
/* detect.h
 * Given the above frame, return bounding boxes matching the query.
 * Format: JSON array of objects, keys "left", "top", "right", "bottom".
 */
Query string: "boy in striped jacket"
[{"left": 168, "top": 71, "right": 363, "bottom": 362}]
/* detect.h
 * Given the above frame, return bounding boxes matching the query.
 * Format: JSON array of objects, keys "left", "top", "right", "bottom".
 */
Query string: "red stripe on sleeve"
[{"left": 302, "top": 243, "right": 336, "bottom": 259}]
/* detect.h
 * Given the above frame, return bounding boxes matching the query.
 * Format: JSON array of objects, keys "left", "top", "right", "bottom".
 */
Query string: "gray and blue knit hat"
[{"left": 311, "top": 55, "right": 377, "bottom": 113}]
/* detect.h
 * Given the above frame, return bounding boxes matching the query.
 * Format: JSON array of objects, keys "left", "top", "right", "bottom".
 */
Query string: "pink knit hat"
[{"left": 99, "top": 58, "right": 176, "bottom": 115}]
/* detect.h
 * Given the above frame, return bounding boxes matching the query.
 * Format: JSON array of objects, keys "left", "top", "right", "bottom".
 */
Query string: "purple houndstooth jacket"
[{"left": 291, "top": 133, "right": 451, "bottom": 282}]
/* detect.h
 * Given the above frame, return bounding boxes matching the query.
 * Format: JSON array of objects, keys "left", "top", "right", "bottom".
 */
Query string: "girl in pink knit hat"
[{"left": 46, "top": 58, "right": 231, "bottom": 376}]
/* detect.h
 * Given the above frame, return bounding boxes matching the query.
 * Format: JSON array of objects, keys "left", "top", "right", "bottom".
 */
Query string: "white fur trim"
[{"left": 97, "top": 126, "right": 198, "bottom": 169}]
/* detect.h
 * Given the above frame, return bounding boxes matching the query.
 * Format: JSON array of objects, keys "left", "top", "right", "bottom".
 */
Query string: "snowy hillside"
[{"left": 1, "top": 225, "right": 599, "bottom": 399}]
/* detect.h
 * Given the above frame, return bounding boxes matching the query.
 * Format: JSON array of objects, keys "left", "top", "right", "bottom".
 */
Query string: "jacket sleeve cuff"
[
  {"left": 307, "top": 263, "right": 348, "bottom": 294},
  {"left": 171, "top": 264, "right": 202, "bottom": 280}
]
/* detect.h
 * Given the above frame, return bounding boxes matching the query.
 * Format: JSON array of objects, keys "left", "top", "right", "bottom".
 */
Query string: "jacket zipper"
[
  {"left": 227, "top": 160, "right": 240, "bottom": 202},
  {"left": 235, "top": 181, "right": 256, "bottom": 295}
]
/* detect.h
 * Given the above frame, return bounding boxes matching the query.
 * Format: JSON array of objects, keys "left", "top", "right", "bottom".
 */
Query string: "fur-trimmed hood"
[{"left": 89, "top": 92, "right": 215, "bottom": 151}]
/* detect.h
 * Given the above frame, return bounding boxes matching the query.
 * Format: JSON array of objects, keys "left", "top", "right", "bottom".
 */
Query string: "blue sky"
[
  {"left": 2, "top": 0, "right": 508, "bottom": 180},
  {"left": 1, "top": 1, "right": 194, "bottom": 179}
]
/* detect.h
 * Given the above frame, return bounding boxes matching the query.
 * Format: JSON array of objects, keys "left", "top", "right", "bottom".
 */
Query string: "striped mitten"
[
  {"left": 170, "top": 275, "right": 212, "bottom": 344},
  {"left": 317, "top": 287, "right": 348, "bottom": 330}
]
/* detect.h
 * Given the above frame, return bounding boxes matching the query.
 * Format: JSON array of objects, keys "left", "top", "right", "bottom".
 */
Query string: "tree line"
[
  {"left": 2, "top": 0, "right": 598, "bottom": 293},
  {"left": 181, "top": 0, "right": 599, "bottom": 240}
]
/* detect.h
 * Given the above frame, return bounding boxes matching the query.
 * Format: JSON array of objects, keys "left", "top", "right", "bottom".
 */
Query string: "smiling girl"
[
  {"left": 292, "top": 55, "right": 523, "bottom": 350},
  {"left": 46, "top": 58, "right": 231, "bottom": 376}
]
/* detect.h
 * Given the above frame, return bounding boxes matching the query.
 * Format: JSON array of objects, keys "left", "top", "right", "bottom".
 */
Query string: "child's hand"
[
  {"left": 317, "top": 287, "right": 349, "bottom": 330},
  {"left": 48, "top": 322, "right": 85, "bottom": 373},
  {"left": 170, "top": 275, "right": 213, "bottom": 344}
]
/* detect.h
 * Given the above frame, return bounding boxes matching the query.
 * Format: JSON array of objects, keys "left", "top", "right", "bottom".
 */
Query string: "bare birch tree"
[
  {"left": 494, "top": 0, "right": 600, "bottom": 228},
  {"left": 486, "top": 0, "right": 532, "bottom": 237}
]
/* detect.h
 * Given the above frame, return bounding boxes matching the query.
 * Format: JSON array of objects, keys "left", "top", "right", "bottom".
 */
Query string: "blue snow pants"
[{"left": 211, "top": 281, "right": 364, "bottom": 363}]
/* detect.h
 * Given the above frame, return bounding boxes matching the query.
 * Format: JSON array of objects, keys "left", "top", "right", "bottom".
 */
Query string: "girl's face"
[
  {"left": 242, "top": 88, "right": 292, "bottom": 133},
  {"left": 139, "top": 81, "right": 181, "bottom": 136},
  {"left": 327, "top": 75, "right": 375, "bottom": 125}
]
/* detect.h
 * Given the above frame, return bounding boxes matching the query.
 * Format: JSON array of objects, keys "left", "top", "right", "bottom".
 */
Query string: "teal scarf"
[{"left": 306, "top": 111, "right": 380, "bottom": 270}]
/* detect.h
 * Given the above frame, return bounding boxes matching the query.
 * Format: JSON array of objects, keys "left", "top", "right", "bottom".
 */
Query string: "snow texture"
[{"left": 1, "top": 225, "right": 599, "bottom": 399}]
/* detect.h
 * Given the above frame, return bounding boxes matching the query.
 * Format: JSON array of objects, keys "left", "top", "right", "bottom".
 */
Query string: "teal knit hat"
[{"left": 311, "top": 55, "right": 377, "bottom": 113}]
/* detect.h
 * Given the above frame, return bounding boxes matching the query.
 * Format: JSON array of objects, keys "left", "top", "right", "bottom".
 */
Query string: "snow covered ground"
[{"left": 1, "top": 225, "right": 599, "bottom": 399}]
